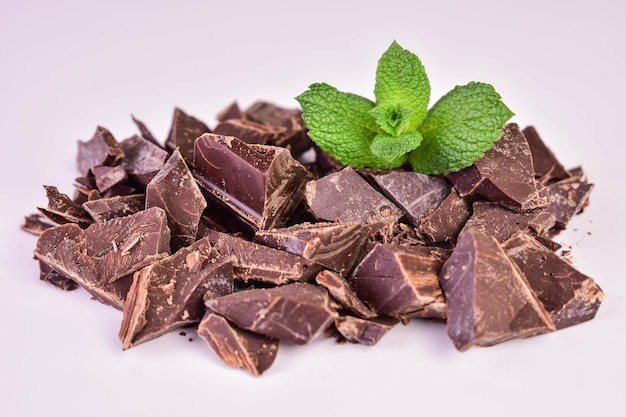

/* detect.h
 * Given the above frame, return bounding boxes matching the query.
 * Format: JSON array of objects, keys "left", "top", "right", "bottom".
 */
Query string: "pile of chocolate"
[{"left": 23, "top": 101, "right": 604, "bottom": 376}]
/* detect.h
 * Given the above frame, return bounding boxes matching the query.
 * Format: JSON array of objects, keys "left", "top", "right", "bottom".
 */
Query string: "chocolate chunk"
[
  {"left": 213, "top": 118, "right": 276, "bottom": 145},
  {"left": 254, "top": 222, "right": 369, "bottom": 276},
  {"left": 205, "top": 282, "right": 337, "bottom": 345},
  {"left": 447, "top": 123, "right": 547, "bottom": 211},
  {"left": 119, "top": 237, "right": 233, "bottom": 349},
  {"left": 197, "top": 312, "right": 279, "bottom": 377},
  {"left": 350, "top": 243, "right": 449, "bottom": 319},
  {"left": 542, "top": 180, "right": 593, "bottom": 230},
  {"left": 21, "top": 213, "right": 56, "bottom": 236},
  {"left": 335, "top": 315, "right": 399, "bottom": 346},
  {"left": 314, "top": 270, "right": 376, "bottom": 319},
  {"left": 121, "top": 134, "right": 169, "bottom": 187},
  {"left": 34, "top": 207, "right": 171, "bottom": 309},
  {"left": 38, "top": 260, "right": 77, "bottom": 291},
  {"left": 439, "top": 228, "right": 555, "bottom": 351},
  {"left": 165, "top": 107, "right": 211, "bottom": 164},
  {"left": 522, "top": 125, "right": 570, "bottom": 183},
  {"left": 146, "top": 149, "right": 207, "bottom": 251},
  {"left": 83, "top": 194, "right": 145, "bottom": 223},
  {"left": 305, "top": 167, "right": 403, "bottom": 228},
  {"left": 417, "top": 188, "right": 474, "bottom": 244},
  {"left": 37, "top": 185, "right": 93, "bottom": 226},
  {"left": 374, "top": 171, "right": 451, "bottom": 227},
  {"left": 193, "top": 133, "right": 311, "bottom": 230},
  {"left": 91, "top": 165, "right": 127, "bottom": 193},
  {"left": 131, "top": 114, "right": 161, "bottom": 147},
  {"left": 502, "top": 232, "right": 603, "bottom": 330},
  {"left": 216, "top": 101, "right": 244, "bottom": 122},
  {"left": 77, "top": 126, "right": 124, "bottom": 176},
  {"left": 202, "top": 229, "right": 321, "bottom": 285}
]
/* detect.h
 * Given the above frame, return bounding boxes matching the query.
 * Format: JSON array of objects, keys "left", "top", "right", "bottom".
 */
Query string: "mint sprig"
[{"left": 295, "top": 41, "right": 514, "bottom": 174}]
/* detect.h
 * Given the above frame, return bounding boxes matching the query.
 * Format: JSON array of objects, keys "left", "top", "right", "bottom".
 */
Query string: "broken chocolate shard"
[
  {"left": 315, "top": 270, "right": 376, "bottom": 319},
  {"left": 417, "top": 188, "right": 474, "bottom": 244},
  {"left": 205, "top": 282, "right": 337, "bottom": 345},
  {"left": 439, "top": 228, "right": 555, "bottom": 351},
  {"left": 21, "top": 213, "right": 56, "bottom": 236},
  {"left": 542, "top": 180, "right": 593, "bottom": 230},
  {"left": 193, "top": 133, "right": 311, "bottom": 230},
  {"left": 447, "top": 123, "right": 547, "bottom": 211},
  {"left": 119, "top": 237, "right": 233, "bottom": 349},
  {"left": 522, "top": 125, "right": 570, "bottom": 183},
  {"left": 77, "top": 126, "right": 124, "bottom": 176},
  {"left": 34, "top": 207, "right": 171, "bottom": 309},
  {"left": 374, "top": 171, "right": 451, "bottom": 227},
  {"left": 131, "top": 114, "right": 161, "bottom": 147},
  {"left": 91, "top": 165, "right": 127, "bottom": 193},
  {"left": 213, "top": 118, "right": 276, "bottom": 145},
  {"left": 146, "top": 149, "right": 207, "bottom": 251},
  {"left": 350, "top": 243, "right": 449, "bottom": 319},
  {"left": 38, "top": 260, "right": 77, "bottom": 291},
  {"left": 37, "top": 185, "right": 93, "bottom": 226},
  {"left": 334, "top": 315, "right": 399, "bottom": 346},
  {"left": 216, "top": 101, "right": 244, "bottom": 122},
  {"left": 202, "top": 228, "right": 321, "bottom": 285},
  {"left": 253, "top": 222, "right": 369, "bottom": 276},
  {"left": 82, "top": 194, "right": 145, "bottom": 223},
  {"left": 198, "top": 312, "right": 279, "bottom": 377},
  {"left": 305, "top": 167, "right": 403, "bottom": 227},
  {"left": 502, "top": 232, "right": 603, "bottom": 330},
  {"left": 165, "top": 107, "right": 211, "bottom": 164},
  {"left": 121, "top": 134, "right": 169, "bottom": 187}
]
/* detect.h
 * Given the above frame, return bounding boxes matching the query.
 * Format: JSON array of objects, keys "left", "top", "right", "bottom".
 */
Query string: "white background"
[{"left": 1, "top": 1, "right": 625, "bottom": 416}]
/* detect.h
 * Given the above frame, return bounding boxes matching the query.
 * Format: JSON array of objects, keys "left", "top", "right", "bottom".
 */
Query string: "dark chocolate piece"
[
  {"left": 21, "top": 213, "right": 56, "bottom": 236},
  {"left": 193, "top": 133, "right": 311, "bottom": 230},
  {"left": 82, "top": 194, "right": 145, "bottom": 223},
  {"left": 76, "top": 126, "right": 124, "bottom": 176},
  {"left": 202, "top": 229, "right": 321, "bottom": 285},
  {"left": 131, "top": 114, "right": 161, "bottom": 147},
  {"left": 254, "top": 222, "right": 369, "bottom": 276},
  {"left": 522, "top": 125, "right": 570, "bottom": 183},
  {"left": 502, "top": 232, "right": 603, "bottom": 330},
  {"left": 374, "top": 171, "right": 451, "bottom": 227},
  {"left": 37, "top": 185, "right": 93, "bottom": 226},
  {"left": 439, "top": 228, "right": 555, "bottom": 351},
  {"left": 542, "top": 180, "right": 593, "bottom": 230},
  {"left": 304, "top": 167, "right": 403, "bottom": 227},
  {"left": 197, "top": 312, "right": 279, "bottom": 377},
  {"left": 121, "top": 134, "right": 169, "bottom": 187},
  {"left": 216, "top": 101, "right": 244, "bottom": 122},
  {"left": 91, "top": 165, "right": 127, "bottom": 193},
  {"left": 213, "top": 118, "right": 276, "bottom": 145},
  {"left": 34, "top": 207, "right": 171, "bottom": 309},
  {"left": 38, "top": 260, "right": 77, "bottom": 291},
  {"left": 119, "top": 237, "right": 233, "bottom": 349},
  {"left": 205, "top": 282, "right": 337, "bottom": 345},
  {"left": 334, "top": 315, "right": 399, "bottom": 346},
  {"left": 314, "top": 270, "right": 376, "bottom": 319},
  {"left": 146, "top": 149, "right": 207, "bottom": 251},
  {"left": 447, "top": 123, "right": 547, "bottom": 211},
  {"left": 350, "top": 243, "right": 449, "bottom": 319},
  {"left": 415, "top": 187, "right": 473, "bottom": 244},
  {"left": 165, "top": 107, "right": 211, "bottom": 164}
]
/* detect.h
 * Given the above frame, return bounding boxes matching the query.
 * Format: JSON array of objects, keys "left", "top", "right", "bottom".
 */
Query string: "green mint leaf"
[
  {"left": 369, "top": 103, "right": 413, "bottom": 136},
  {"left": 410, "top": 81, "right": 514, "bottom": 175},
  {"left": 370, "top": 131, "right": 423, "bottom": 163},
  {"left": 374, "top": 40, "right": 430, "bottom": 130},
  {"left": 295, "top": 82, "right": 405, "bottom": 169}
]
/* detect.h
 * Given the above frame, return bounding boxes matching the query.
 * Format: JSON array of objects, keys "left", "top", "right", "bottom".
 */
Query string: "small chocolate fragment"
[
  {"left": 417, "top": 188, "right": 474, "bottom": 244},
  {"left": 21, "top": 213, "right": 56, "bottom": 236},
  {"left": 146, "top": 149, "right": 207, "bottom": 251},
  {"left": 119, "top": 237, "right": 233, "bottom": 349},
  {"left": 315, "top": 270, "right": 376, "bottom": 319},
  {"left": 91, "top": 165, "right": 127, "bottom": 193},
  {"left": 165, "top": 107, "right": 211, "bottom": 164},
  {"left": 37, "top": 185, "right": 93, "bottom": 226},
  {"left": 254, "top": 222, "right": 369, "bottom": 276},
  {"left": 34, "top": 207, "right": 171, "bottom": 309},
  {"left": 502, "top": 232, "right": 603, "bottom": 330},
  {"left": 334, "top": 315, "right": 399, "bottom": 346},
  {"left": 205, "top": 282, "right": 337, "bottom": 345},
  {"left": 77, "top": 126, "right": 124, "bottom": 176},
  {"left": 216, "top": 101, "right": 244, "bottom": 122},
  {"left": 447, "top": 123, "right": 546, "bottom": 211},
  {"left": 198, "top": 312, "right": 279, "bottom": 377},
  {"left": 131, "top": 114, "right": 161, "bottom": 147},
  {"left": 350, "top": 243, "right": 449, "bottom": 319},
  {"left": 82, "top": 194, "right": 145, "bottom": 223},
  {"left": 305, "top": 167, "right": 403, "bottom": 228},
  {"left": 213, "top": 118, "right": 276, "bottom": 145},
  {"left": 38, "top": 260, "right": 77, "bottom": 291},
  {"left": 439, "top": 228, "right": 555, "bottom": 351},
  {"left": 374, "top": 171, "right": 451, "bottom": 227},
  {"left": 522, "top": 125, "right": 570, "bottom": 183},
  {"left": 542, "top": 180, "right": 593, "bottom": 230},
  {"left": 202, "top": 229, "right": 321, "bottom": 285},
  {"left": 121, "top": 134, "right": 169, "bottom": 187},
  {"left": 193, "top": 133, "right": 311, "bottom": 230}
]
